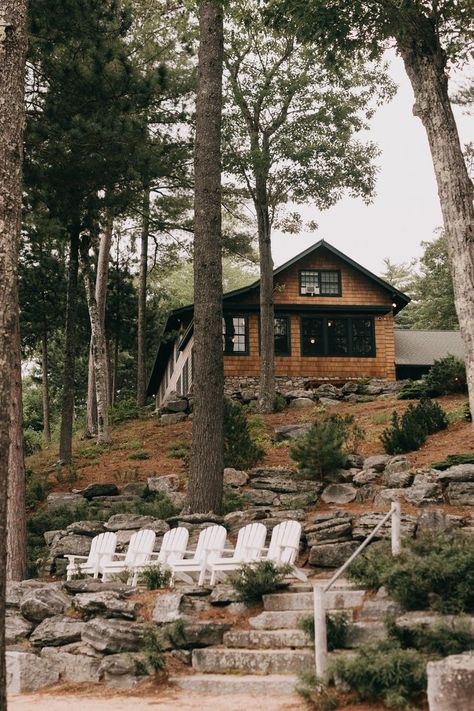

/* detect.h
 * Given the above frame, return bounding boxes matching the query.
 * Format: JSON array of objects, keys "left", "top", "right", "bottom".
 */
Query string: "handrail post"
[
  {"left": 391, "top": 500, "right": 401, "bottom": 556},
  {"left": 313, "top": 583, "right": 328, "bottom": 683}
]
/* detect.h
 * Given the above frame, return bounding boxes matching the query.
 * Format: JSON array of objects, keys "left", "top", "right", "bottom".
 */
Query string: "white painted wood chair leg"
[
  {"left": 391, "top": 501, "right": 401, "bottom": 556},
  {"left": 313, "top": 584, "right": 328, "bottom": 684}
]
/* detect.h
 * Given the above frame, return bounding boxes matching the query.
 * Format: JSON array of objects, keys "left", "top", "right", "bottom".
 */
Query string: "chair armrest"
[{"left": 65, "top": 555, "right": 88, "bottom": 563}]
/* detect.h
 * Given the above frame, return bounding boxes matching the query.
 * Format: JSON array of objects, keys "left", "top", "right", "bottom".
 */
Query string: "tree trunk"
[
  {"left": 137, "top": 184, "right": 150, "bottom": 407},
  {"left": 7, "top": 311, "right": 27, "bottom": 581},
  {"left": 42, "top": 328, "right": 51, "bottom": 444},
  {"left": 80, "top": 241, "right": 111, "bottom": 444},
  {"left": 84, "top": 217, "right": 112, "bottom": 436},
  {"left": 84, "top": 345, "right": 97, "bottom": 437},
  {"left": 398, "top": 36, "right": 474, "bottom": 426},
  {"left": 255, "top": 171, "right": 275, "bottom": 413},
  {"left": 59, "top": 227, "right": 80, "bottom": 464},
  {"left": 187, "top": 0, "right": 225, "bottom": 514},
  {"left": 0, "top": 0, "right": 28, "bottom": 699}
]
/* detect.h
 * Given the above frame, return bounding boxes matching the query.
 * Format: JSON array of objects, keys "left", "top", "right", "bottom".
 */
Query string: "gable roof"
[
  {"left": 222, "top": 239, "right": 410, "bottom": 311},
  {"left": 146, "top": 239, "right": 411, "bottom": 396}
]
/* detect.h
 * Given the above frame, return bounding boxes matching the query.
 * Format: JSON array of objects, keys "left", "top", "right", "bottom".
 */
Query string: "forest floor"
[{"left": 27, "top": 393, "right": 473, "bottom": 496}]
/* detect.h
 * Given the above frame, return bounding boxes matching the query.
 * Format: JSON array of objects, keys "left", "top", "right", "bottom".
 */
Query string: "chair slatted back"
[
  {"left": 125, "top": 529, "right": 156, "bottom": 566},
  {"left": 88, "top": 532, "right": 117, "bottom": 567},
  {"left": 267, "top": 520, "right": 302, "bottom": 565},
  {"left": 234, "top": 523, "right": 267, "bottom": 561},
  {"left": 158, "top": 527, "right": 189, "bottom": 564},
  {"left": 194, "top": 525, "right": 227, "bottom": 563}
]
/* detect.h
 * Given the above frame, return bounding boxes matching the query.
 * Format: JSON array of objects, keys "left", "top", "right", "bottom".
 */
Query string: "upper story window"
[
  {"left": 299, "top": 269, "right": 341, "bottom": 296},
  {"left": 223, "top": 315, "right": 248, "bottom": 355}
]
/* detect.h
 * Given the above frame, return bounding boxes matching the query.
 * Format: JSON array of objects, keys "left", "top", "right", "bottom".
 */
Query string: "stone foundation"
[{"left": 223, "top": 375, "right": 361, "bottom": 396}]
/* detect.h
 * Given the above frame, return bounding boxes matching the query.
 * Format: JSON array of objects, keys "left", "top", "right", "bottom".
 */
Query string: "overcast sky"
[{"left": 271, "top": 52, "right": 473, "bottom": 276}]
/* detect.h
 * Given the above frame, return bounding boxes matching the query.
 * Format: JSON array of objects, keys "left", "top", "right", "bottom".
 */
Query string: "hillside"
[{"left": 28, "top": 394, "right": 473, "bottom": 496}]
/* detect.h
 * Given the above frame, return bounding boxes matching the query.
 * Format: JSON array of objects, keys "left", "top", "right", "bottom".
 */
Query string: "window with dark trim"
[
  {"left": 301, "top": 316, "right": 375, "bottom": 357},
  {"left": 274, "top": 316, "right": 291, "bottom": 356},
  {"left": 223, "top": 315, "right": 248, "bottom": 355},
  {"left": 300, "top": 269, "right": 341, "bottom": 296}
]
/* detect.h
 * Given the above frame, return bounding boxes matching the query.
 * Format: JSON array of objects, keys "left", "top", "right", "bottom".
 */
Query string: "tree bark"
[
  {"left": 137, "top": 184, "right": 150, "bottom": 407},
  {"left": 398, "top": 33, "right": 474, "bottom": 426},
  {"left": 59, "top": 226, "right": 80, "bottom": 464},
  {"left": 42, "top": 328, "right": 51, "bottom": 444},
  {"left": 80, "top": 240, "right": 111, "bottom": 444},
  {"left": 84, "top": 216, "right": 112, "bottom": 436},
  {"left": 255, "top": 170, "right": 275, "bottom": 413},
  {"left": 0, "top": 0, "right": 28, "bottom": 699},
  {"left": 187, "top": 0, "right": 225, "bottom": 514},
  {"left": 7, "top": 312, "right": 26, "bottom": 581}
]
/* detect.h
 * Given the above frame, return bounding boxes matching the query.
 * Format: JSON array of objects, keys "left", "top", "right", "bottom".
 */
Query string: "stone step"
[
  {"left": 250, "top": 609, "right": 353, "bottom": 631},
  {"left": 192, "top": 647, "right": 314, "bottom": 675},
  {"left": 223, "top": 629, "right": 310, "bottom": 649},
  {"left": 263, "top": 589, "right": 365, "bottom": 612},
  {"left": 170, "top": 673, "right": 300, "bottom": 695}
]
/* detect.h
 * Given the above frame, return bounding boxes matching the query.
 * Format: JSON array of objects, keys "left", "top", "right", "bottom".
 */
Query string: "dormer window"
[{"left": 300, "top": 269, "right": 341, "bottom": 296}]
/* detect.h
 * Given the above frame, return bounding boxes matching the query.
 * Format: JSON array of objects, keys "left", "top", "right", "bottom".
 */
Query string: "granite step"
[
  {"left": 263, "top": 589, "right": 365, "bottom": 612},
  {"left": 170, "top": 673, "right": 300, "bottom": 695},
  {"left": 223, "top": 628, "right": 310, "bottom": 649},
  {"left": 250, "top": 609, "right": 353, "bottom": 631},
  {"left": 192, "top": 647, "right": 314, "bottom": 675}
]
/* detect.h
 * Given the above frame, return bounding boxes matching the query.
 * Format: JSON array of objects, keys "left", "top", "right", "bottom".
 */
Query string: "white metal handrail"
[{"left": 313, "top": 501, "right": 401, "bottom": 682}]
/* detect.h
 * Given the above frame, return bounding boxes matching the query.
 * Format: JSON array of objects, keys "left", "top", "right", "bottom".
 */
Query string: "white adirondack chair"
[
  {"left": 65, "top": 531, "right": 117, "bottom": 581},
  {"left": 261, "top": 520, "right": 307, "bottom": 581},
  {"left": 169, "top": 525, "right": 227, "bottom": 586},
  {"left": 207, "top": 522, "right": 267, "bottom": 585},
  {"left": 129, "top": 526, "right": 189, "bottom": 586},
  {"left": 100, "top": 529, "right": 156, "bottom": 582}
]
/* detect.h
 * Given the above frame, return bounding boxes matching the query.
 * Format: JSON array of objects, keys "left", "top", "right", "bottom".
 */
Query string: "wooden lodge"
[{"left": 147, "top": 239, "right": 411, "bottom": 404}]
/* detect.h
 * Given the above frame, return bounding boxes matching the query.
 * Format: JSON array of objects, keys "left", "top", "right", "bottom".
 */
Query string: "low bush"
[
  {"left": 140, "top": 628, "right": 166, "bottom": 672},
  {"left": 397, "top": 380, "right": 429, "bottom": 400},
  {"left": 25, "top": 468, "right": 51, "bottom": 510},
  {"left": 432, "top": 452, "right": 474, "bottom": 470},
  {"left": 23, "top": 428, "right": 44, "bottom": 455},
  {"left": 222, "top": 489, "right": 245, "bottom": 514},
  {"left": 166, "top": 440, "right": 191, "bottom": 467},
  {"left": 424, "top": 355, "right": 467, "bottom": 395},
  {"left": 331, "top": 641, "right": 427, "bottom": 709},
  {"left": 348, "top": 535, "right": 474, "bottom": 614},
  {"left": 386, "top": 615, "right": 474, "bottom": 657},
  {"left": 290, "top": 413, "right": 363, "bottom": 480},
  {"left": 381, "top": 398, "right": 448, "bottom": 454},
  {"left": 273, "top": 393, "right": 287, "bottom": 412},
  {"left": 138, "top": 564, "right": 171, "bottom": 590},
  {"left": 128, "top": 450, "right": 150, "bottom": 460},
  {"left": 109, "top": 398, "right": 142, "bottom": 424},
  {"left": 224, "top": 398, "right": 265, "bottom": 470},
  {"left": 229, "top": 561, "right": 291, "bottom": 604},
  {"left": 298, "top": 612, "right": 349, "bottom": 651}
]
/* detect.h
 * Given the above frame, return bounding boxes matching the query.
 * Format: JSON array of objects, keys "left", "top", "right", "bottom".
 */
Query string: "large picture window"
[
  {"left": 223, "top": 315, "right": 248, "bottom": 355},
  {"left": 300, "top": 269, "right": 341, "bottom": 296},
  {"left": 274, "top": 316, "right": 291, "bottom": 356},
  {"left": 301, "top": 316, "right": 375, "bottom": 357}
]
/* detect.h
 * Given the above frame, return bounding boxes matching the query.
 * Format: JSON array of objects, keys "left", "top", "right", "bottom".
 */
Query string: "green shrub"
[
  {"left": 298, "top": 612, "right": 349, "bottom": 651},
  {"left": 109, "top": 398, "right": 142, "bottom": 424},
  {"left": 296, "top": 673, "right": 342, "bottom": 710},
  {"left": 290, "top": 413, "right": 361, "bottom": 480},
  {"left": 381, "top": 398, "right": 448, "bottom": 454},
  {"left": 25, "top": 469, "right": 51, "bottom": 510},
  {"left": 128, "top": 450, "right": 150, "bottom": 460},
  {"left": 432, "top": 452, "right": 474, "bottom": 470},
  {"left": 23, "top": 428, "right": 44, "bottom": 455},
  {"left": 138, "top": 564, "right": 171, "bottom": 590},
  {"left": 224, "top": 398, "right": 265, "bottom": 470},
  {"left": 229, "top": 561, "right": 291, "bottom": 604},
  {"left": 108, "top": 491, "right": 179, "bottom": 520},
  {"left": 424, "top": 355, "right": 467, "bottom": 395},
  {"left": 397, "top": 380, "right": 429, "bottom": 400},
  {"left": 222, "top": 489, "right": 244, "bottom": 514},
  {"left": 386, "top": 616, "right": 474, "bottom": 656},
  {"left": 140, "top": 628, "right": 166, "bottom": 671},
  {"left": 166, "top": 440, "right": 190, "bottom": 466},
  {"left": 331, "top": 641, "right": 427, "bottom": 709},
  {"left": 348, "top": 535, "right": 474, "bottom": 614},
  {"left": 273, "top": 393, "right": 287, "bottom": 412}
]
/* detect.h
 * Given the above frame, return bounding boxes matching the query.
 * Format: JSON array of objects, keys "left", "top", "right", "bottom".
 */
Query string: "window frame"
[
  {"left": 274, "top": 315, "right": 292, "bottom": 357},
  {"left": 299, "top": 269, "right": 342, "bottom": 297},
  {"left": 222, "top": 314, "right": 249, "bottom": 356},
  {"left": 300, "top": 315, "right": 375, "bottom": 358}
]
